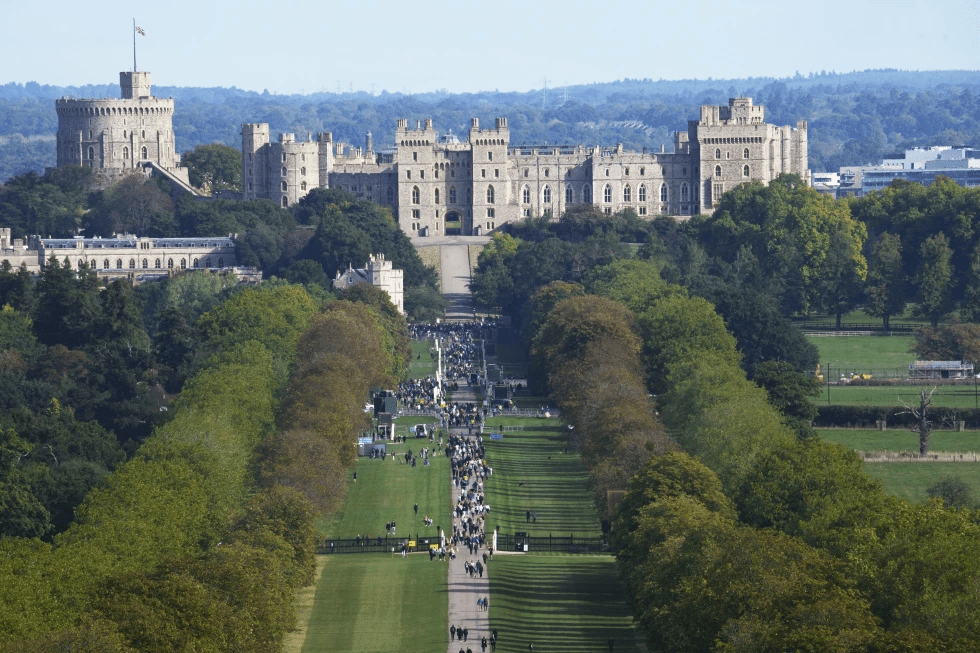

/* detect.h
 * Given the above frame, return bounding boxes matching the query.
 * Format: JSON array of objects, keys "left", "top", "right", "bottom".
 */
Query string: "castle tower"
[
  {"left": 55, "top": 71, "right": 188, "bottom": 188},
  {"left": 241, "top": 123, "right": 270, "bottom": 200}
]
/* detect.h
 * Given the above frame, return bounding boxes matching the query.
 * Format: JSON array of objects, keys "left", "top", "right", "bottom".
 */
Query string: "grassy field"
[
  {"left": 318, "top": 442, "right": 451, "bottom": 539},
  {"left": 483, "top": 417, "right": 602, "bottom": 538},
  {"left": 863, "top": 462, "right": 980, "bottom": 503},
  {"left": 819, "top": 429, "right": 980, "bottom": 453},
  {"left": 300, "top": 555, "right": 446, "bottom": 653},
  {"left": 800, "top": 307, "right": 933, "bottom": 327},
  {"left": 808, "top": 334, "right": 914, "bottom": 372},
  {"left": 815, "top": 383, "right": 980, "bottom": 408},
  {"left": 489, "top": 554, "right": 641, "bottom": 653},
  {"left": 408, "top": 339, "right": 438, "bottom": 380}
]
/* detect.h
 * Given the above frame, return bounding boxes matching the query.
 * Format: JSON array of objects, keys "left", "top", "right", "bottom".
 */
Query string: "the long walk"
[{"left": 446, "top": 383, "right": 492, "bottom": 653}]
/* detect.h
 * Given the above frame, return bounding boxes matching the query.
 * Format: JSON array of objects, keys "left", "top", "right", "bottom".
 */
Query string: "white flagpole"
[{"left": 133, "top": 18, "right": 137, "bottom": 72}]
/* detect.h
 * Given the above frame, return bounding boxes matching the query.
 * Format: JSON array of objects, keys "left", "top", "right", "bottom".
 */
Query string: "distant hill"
[{"left": 3, "top": 69, "right": 979, "bottom": 183}]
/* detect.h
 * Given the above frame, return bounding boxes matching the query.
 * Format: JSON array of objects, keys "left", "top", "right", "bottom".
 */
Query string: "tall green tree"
[
  {"left": 914, "top": 232, "right": 955, "bottom": 327},
  {"left": 864, "top": 232, "right": 906, "bottom": 331},
  {"left": 181, "top": 143, "right": 242, "bottom": 194}
]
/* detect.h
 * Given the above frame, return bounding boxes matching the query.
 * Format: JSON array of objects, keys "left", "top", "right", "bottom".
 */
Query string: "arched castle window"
[
  {"left": 87, "top": 146, "right": 94, "bottom": 160},
  {"left": 300, "top": 167, "right": 306, "bottom": 175},
  {"left": 194, "top": 258, "right": 200, "bottom": 268},
  {"left": 543, "top": 186, "right": 551, "bottom": 203},
  {"left": 743, "top": 165, "right": 750, "bottom": 177},
  {"left": 449, "top": 187, "right": 457, "bottom": 204},
  {"left": 743, "top": 148, "right": 750, "bottom": 159},
  {"left": 141, "top": 130, "right": 145, "bottom": 138},
  {"left": 605, "top": 168, "right": 610, "bottom": 177},
  {"left": 715, "top": 165, "right": 722, "bottom": 177},
  {"left": 123, "top": 147, "right": 129, "bottom": 160},
  {"left": 434, "top": 188, "right": 440, "bottom": 204},
  {"left": 565, "top": 185, "right": 573, "bottom": 203},
  {"left": 624, "top": 167, "right": 630, "bottom": 176},
  {"left": 603, "top": 184, "right": 612, "bottom": 203},
  {"left": 660, "top": 183, "right": 669, "bottom": 202},
  {"left": 129, "top": 259, "right": 135, "bottom": 269},
  {"left": 715, "top": 148, "right": 721, "bottom": 159},
  {"left": 412, "top": 186, "right": 420, "bottom": 205},
  {"left": 154, "top": 259, "right": 160, "bottom": 269},
  {"left": 301, "top": 182, "right": 307, "bottom": 191},
  {"left": 116, "top": 259, "right": 122, "bottom": 269},
  {"left": 623, "top": 185, "right": 631, "bottom": 202},
  {"left": 167, "top": 258, "right": 174, "bottom": 269},
  {"left": 638, "top": 184, "right": 646, "bottom": 202},
  {"left": 281, "top": 197, "right": 288, "bottom": 208},
  {"left": 487, "top": 186, "right": 495, "bottom": 204},
  {"left": 522, "top": 186, "right": 530, "bottom": 204},
  {"left": 141, "top": 146, "right": 147, "bottom": 159},
  {"left": 281, "top": 182, "right": 287, "bottom": 191},
  {"left": 142, "top": 260, "right": 148, "bottom": 269},
  {"left": 206, "top": 258, "right": 212, "bottom": 267},
  {"left": 681, "top": 182, "right": 689, "bottom": 202},
  {"left": 103, "top": 259, "right": 109, "bottom": 269},
  {"left": 584, "top": 185, "right": 592, "bottom": 203}
]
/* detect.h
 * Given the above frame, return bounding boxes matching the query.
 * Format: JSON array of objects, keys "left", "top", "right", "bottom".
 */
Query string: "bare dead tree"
[{"left": 898, "top": 387, "right": 938, "bottom": 455}]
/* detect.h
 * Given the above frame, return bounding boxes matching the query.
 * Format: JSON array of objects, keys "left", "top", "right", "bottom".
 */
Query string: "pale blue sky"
[{"left": 2, "top": 0, "right": 977, "bottom": 94}]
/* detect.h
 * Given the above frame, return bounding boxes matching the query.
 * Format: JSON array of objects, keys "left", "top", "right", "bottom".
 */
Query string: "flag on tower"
[{"left": 135, "top": 25, "right": 146, "bottom": 36}]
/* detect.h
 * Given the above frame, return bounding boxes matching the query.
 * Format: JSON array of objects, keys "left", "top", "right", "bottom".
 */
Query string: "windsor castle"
[{"left": 52, "top": 69, "right": 809, "bottom": 239}]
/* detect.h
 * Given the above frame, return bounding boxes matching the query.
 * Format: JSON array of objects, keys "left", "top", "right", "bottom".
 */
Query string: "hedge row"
[{"left": 814, "top": 405, "right": 980, "bottom": 428}]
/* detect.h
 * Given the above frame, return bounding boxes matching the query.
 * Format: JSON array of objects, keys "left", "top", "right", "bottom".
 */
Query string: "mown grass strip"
[
  {"left": 862, "top": 462, "right": 980, "bottom": 503},
  {"left": 819, "top": 428, "right": 980, "bottom": 453}
]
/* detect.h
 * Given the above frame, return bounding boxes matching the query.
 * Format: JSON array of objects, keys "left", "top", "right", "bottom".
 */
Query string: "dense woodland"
[
  {"left": 3, "top": 69, "right": 980, "bottom": 182},
  {"left": 470, "top": 180, "right": 980, "bottom": 650}
]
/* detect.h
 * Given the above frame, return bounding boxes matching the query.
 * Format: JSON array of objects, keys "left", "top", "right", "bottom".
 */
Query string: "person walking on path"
[{"left": 451, "top": 625, "right": 456, "bottom": 641}]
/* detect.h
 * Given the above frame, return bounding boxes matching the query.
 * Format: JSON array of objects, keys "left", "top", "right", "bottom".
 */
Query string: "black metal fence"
[{"left": 317, "top": 533, "right": 609, "bottom": 555}]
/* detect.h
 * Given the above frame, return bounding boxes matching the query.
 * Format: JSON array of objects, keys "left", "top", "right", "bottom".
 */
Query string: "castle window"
[
  {"left": 494, "top": 169, "right": 499, "bottom": 178},
  {"left": 543, "top": 186, "right": 551, "bottom": 203},
  {"left": 420, "top": 170, "right": 425, "bottom": 179},
  {"left": 715, "top": 165, "right": 722, "bottom": 177},
  {"left": 407, "top": 170, "right": 412, "bottom": 179},
  {"left": 449, "top": 187, "right": 457, "bottom": 204},
  {"left": 435, "top": 188, "right": 440, "bottom": 204},
  {"left": 524, "top": 169, "right": 529, "bottom": 177},
  {"left": 301, "top": 181, "right": 307, "bottom": 191},
  {"left": 584, "top": 185, "right": 592, "bottom": 203},
  {"left": 682, "top": 167, "right": 687, "bottom": 175},
  {"left": 660, "top": 183, "right": 668, "bottom": 202},
  {"left": 123, "top": 147, "right": 129, "bottom": 160},
  {"left": 640, "top": 167, "right": 645, "bottom": 175},
  {"left": 282, "top": 182, "right": 287, "bottom": 191},
  {"left": 302, "top": 153, "right": 305, "bottom": 161},
  {"left": 481, "top": 169, "right": 486, "bottom": 178},
  {"left": 488, "top": 152, "right": 493, "bottom": 161},
  {"left": 129, "top": 259, "right": 135, "bottom": 268},
  {"left": 141, "top": 130, "right": 145, "bottom": 138},
  {"left": 522, "top": 186, "right": 530, "bottom": 204},
  {"left": 282, "top": 153, "right": 286, "bottom": 162},
  {"left": 282, "top": 197, "right": 288, "bottom": 207},
  {"left": 681, "top": 182, "right": 689, "bottom": 202},
  {"left": 639, "top": 206, "right": 647, "bottom": 216},
  {"left": 123, "top": 130, "right": 127, "bottom": 138},
  {"left": 638, "top": 184, "right": 646, "bottom": 202},
  {"left": 544, "top": 169, "right": 549, "bottom": 177},
  {"left": 142, "top": 260, "right": 148, "bottom": 269},
  {"left": 624, "top": 167, "right": 629, "bottom": 176},
  {"left": 301, "top": 167, "right": 306, "bottom": 175},
  {"left": 103, "top": 259, "right": 109, "bottom": 269},
  {"left": 743, "top": 165, "right": 750, "bottom": 177},
  {"left": 282, "top": 167, "right": 287, "bottom": 176},
  {"left": 605, "top": 168, "right": 610, "bottom": 177},
  {"left": 194, "top": 258, "right": 199, "bottom": 268},
  {"left": 167, "top": 258, "right": 174, "bottom": 269},
  {"left": 116, "top": 259, "right": 122, "bottom": 269},
  {"left": 141, "top": 146, "right": 147, "bottom": 159},
  {"left": 435, "top": 169, "right": 439, "bottom": 179},
  {"left": 155, "top": 259, "right": 161, "bottom": 269},
  {"left": 623, "top": 185, "right": 631, "bottom": 202},
  {"left": 603, "top": 184, "right": 612, "bottom": 203},
  {"left": 565, "top": 185, "right": 573, "bottom": 203},
  {"left": 413, "top": 152, "right": 418, "bottom": 161},
  {"left": 743, "top": 148, "right": 750, "bottom": 159},
  {"left": 487, "top": 208, "right": 495, "bottom": 218},
  {"left": 412, "top": 186, "right": 420, "bottom": 204},
  {"left": 87, "top": 146, "right": 94, "bottom": 160},
  {"left": 715, "top": 148, "right": 721, "bottom": 159},
  {"left": 412, "top": 209, "right": 420, "bottom": 219},
  {"left": 487, "top": 185, "right": 495, "bottom": 204},
  {"left": 180, "top": 258, "right": 186, "bottom": 269},
  {"left": 206, "top": 258, "right": 212, "bottom": 267}
]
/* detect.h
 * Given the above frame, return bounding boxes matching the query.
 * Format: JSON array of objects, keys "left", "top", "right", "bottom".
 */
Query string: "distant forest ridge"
[{"left": 2, "top": 69, "right": 980, "bottom": 182}]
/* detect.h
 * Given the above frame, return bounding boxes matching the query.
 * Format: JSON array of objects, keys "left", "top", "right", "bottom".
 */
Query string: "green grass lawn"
[
  {"left": 862, "top": 462, "right": 980, "bottom": 503},
  {"left": 489, "top": 554, "right": 640, "bottom": 653},
  {"left": 819, "top": 429, "right": 980, "bottom": 453},
  {"left": 300, "top": 555, "right": 446, "bottom": 653},
  {"left": 808, "top": 334, "right": 914, "bottom": 373},
  {"left": 815, "top": 383, "right": 980, "bottom": 408},
  {"left": 484, "top": 417, "right": 602, "bottom": 538},
  {"left": 408, "top": 340, "right": 438, "bottom": 380},
  {"left": 318, "top": 446, "right": 451, "bottom": 539},
  {"left": 799, "top": 307, "right": 933, "bottom": 327}
]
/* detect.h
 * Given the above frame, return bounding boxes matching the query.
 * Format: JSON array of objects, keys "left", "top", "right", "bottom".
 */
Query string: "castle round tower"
[{"left": 55, "top": 71, "right": 187, "bottom": 187}]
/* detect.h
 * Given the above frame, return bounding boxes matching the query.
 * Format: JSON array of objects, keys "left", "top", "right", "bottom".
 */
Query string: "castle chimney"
[{"left": 366, "top": 131, "right": 373, "bottom": 153}]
